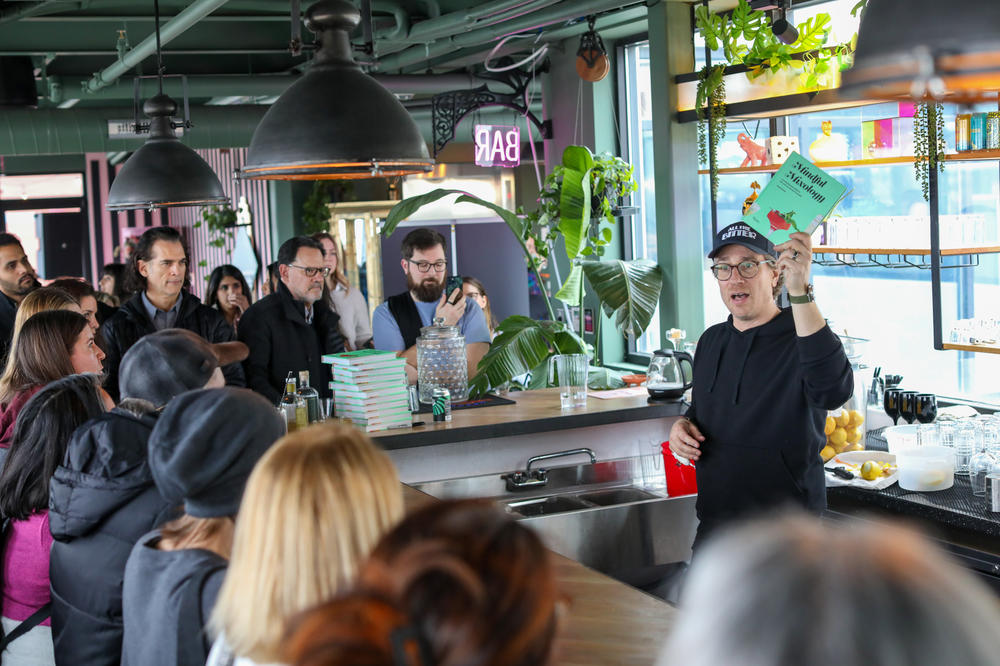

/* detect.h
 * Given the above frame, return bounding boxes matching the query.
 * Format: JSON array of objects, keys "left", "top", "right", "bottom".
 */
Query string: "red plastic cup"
[{"left": 662, "top": 441, "right": 698, "bottom": 496}]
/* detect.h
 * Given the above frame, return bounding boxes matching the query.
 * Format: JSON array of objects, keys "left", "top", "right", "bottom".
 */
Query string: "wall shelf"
[
  {"left": 699, "top": 151, "right": 1000, "bottom": 176},
  {"left": 942, "top": 342, "right": 1000, "bottom": 355},
  {"left": 812, "top": 246, "right": 1000, "bottom": 269}
]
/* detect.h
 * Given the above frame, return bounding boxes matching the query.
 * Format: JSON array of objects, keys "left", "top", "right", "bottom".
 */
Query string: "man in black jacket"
[
  {"left": 238, "top": 236, "right": 345, "bottom": 403},
  {"left": 669, "top": 223, "right": 853, "bottom": 550},
  {"left": 0, "top": 232, "right": 40, "bottom": 361},
  {"left": 48, "top": 328, "right": 245, "bottom": 666},
  {"left": 100, "top": 226, "right": 244, "bottom": 400}
]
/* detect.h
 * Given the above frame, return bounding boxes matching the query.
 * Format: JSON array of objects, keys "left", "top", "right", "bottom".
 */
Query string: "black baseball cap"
[{"left": 708, "top": 222, "right": 777, "bottom": 260}]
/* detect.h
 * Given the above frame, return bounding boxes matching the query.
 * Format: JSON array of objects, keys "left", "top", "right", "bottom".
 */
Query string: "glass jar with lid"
[{"left": 417, "top": 318, "right": 468, "bottom": 404}]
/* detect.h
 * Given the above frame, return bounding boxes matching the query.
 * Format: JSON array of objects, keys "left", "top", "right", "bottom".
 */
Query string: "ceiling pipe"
[
  {"left": 375, "top": 0, "right": 638, "bottom": 72},
  {"left": 47, "top": 73, "right": 515, "bottom": 103},
  {"left": 372, "top": 0, "right": 408, "bottom": 41},
  {"left": 0, "top": 0, "right": 75, "bottom": 25},
  {"left": 84, "top": 0, "right": 233, "bottom": 94}
]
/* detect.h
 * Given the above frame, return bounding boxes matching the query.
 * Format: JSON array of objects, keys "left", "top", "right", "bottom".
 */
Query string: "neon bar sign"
[{"left": 474, "top": 124, "right": 520, "bottom": 168}]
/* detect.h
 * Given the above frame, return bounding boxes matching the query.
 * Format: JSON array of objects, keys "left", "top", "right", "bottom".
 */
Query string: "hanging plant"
[
  {"left": 302, "top": 181, "right": 333, "bottom": 235},
  {"left": 696, "top": 64, "right": 727, "bottom": 199},
  {"left": 196, "top": 204, "right": 237, "bottom": 251},
  {"left": 913, "top": 102, "right": 946, "bottom": 201}
]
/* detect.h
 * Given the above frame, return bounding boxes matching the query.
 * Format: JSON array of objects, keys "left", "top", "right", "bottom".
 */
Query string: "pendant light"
[
  {"left": 107, "top": 0, "right": 228, "bottom": 211},
  {"left": 238, "top": 0, "right": 433, "bottom": 180},
  {"left": 841, "top": 0, "right": 1000, "bottom": 102}
]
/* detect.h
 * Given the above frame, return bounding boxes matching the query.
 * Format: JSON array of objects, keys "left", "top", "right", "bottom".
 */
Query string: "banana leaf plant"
[{"left": 383, "top": 145, "right": 662, "bottom": 397}]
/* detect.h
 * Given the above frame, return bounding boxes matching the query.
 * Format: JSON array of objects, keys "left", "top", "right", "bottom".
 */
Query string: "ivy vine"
[
  {"left": 913, "top": 102, "right": 946, "bottom": 201},
  {"left": 696, "top": 65, "right": 727, "bottom": 199}
]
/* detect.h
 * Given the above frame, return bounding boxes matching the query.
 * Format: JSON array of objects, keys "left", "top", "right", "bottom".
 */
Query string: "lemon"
[
  {"left": 835, "top": 411, "right": 850, "bottom": 428},
  {"left": 820, "top": 445, "right": 836, "bottom": 462},
  {"left": 847, "top": 442, "right": 864, "bottom": 451},
  {"left": 829, "top": 427, "right": 847, "bottom": 447},
  {"left": 849, "top": 410, "right": 864, "bottom": 427},
  {"left": 824, "top": 416, "right": 836, "bottom": 436},
  {"left": 846, "top": 428, "right": 862, "bottom": 445},
  {"left": 861, "top": 461, "right": 881, "bottom": 481}
]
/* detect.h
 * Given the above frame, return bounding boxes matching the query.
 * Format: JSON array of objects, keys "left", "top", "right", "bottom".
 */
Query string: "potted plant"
[
  {"left": 383, "top": 145, "right": 662, "bottom": 397},
  {"left": 195, "top": 203, "right": 237, "bottom": 269}
]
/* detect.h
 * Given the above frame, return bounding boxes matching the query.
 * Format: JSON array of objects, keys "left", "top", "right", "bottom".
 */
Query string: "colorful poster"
[{"left": 742, "top": 152, "right": 848, "bottom": 246}]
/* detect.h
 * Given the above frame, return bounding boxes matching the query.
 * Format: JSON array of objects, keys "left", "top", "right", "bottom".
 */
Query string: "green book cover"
[{"left": 742, "top": 152, "right": 847, "bottom": 246}]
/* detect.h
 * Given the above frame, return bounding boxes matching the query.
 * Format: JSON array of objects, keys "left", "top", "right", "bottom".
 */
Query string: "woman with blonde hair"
[
  {"left": 3, "top": 285, "right": 80, "bottom": 367},
  {"left": 311, "top": 232, "right": 371, "bottom": 351},
  {"left": 206, "top": 423, "right": 403, "bottom": 666}
]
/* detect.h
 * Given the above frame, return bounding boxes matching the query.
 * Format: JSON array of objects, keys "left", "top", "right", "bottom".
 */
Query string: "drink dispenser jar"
[
  {"left": 822, "top": 335, "right": 869, "bottom": 461},
  {"left": 417, "top": 318, "right": 469, "bottom": 404}
]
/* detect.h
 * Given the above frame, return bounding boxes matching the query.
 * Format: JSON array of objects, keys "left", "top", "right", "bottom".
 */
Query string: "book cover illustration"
[{"left": 742, "top": 152, "right": 848, "bottom": 246}]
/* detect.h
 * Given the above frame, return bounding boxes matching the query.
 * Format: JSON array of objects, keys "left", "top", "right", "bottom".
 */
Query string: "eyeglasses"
[
  {"left": 407, "top": 259, "right": 447, "bottom": 273},
  {"left": 289, "top": 264, "right": 331, "bottom": 278},
  {"left": 710, "top": 259, "right": 775, "bottom": 281}
]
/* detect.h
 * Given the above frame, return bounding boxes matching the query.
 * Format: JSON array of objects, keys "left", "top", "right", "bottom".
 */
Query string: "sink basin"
[
  {"left": 412, "top": 457, "right": 698, "bottom": 583},
  {"left": 505, "top": 495, "right": 593, "bottom": 517},
  {"left": 575, "top": 487, "right": 660, "bottom": 506}
]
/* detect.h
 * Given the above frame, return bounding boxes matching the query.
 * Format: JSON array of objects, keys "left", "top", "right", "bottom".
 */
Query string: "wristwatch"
[{"left": 788, "top": 284, "right": 814, "bottom": 304}]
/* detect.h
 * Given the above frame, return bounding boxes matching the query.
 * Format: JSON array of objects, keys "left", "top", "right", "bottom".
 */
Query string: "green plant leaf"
[
  {"left": 554, "top": 264, "right": 584, "bottom": 306},
  {"left": 588, "top": 366, "right": 625, "bottom": 390},
  {"left": 562, "top": 145, "right": 595, "bottom": 173},
  {"left": 558, "top": 164, "right": 592, "bottom": 259},
  {"left": 454, "top": 194, "right": 526, "bottom": 239},
  {"left": 384, "top": 189, "right": 462, "bottom": 235},
  {"left": 794, "top": 14, "right": 831, "bottom": 51},
  {"left": 468, "top": 316, "right": 581, "bottom": 396},
  {"left": 582, "top": 259, "right": 663, "bottom": 338}
]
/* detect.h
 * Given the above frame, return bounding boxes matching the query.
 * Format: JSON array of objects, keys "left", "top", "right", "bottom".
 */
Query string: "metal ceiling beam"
[
  {"left": 84, "top": 0, "right": 233, "bottom": 93},
  {"left": 0, "top": 1, "right": 83, "bottom": 25}
]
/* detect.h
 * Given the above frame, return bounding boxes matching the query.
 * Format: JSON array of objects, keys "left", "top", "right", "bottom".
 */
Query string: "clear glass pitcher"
[{"left": 417, "top": 318, "right": 468, "bottom": 404}]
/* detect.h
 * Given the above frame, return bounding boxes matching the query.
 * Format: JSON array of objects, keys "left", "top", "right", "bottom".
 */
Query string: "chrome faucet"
[{"left": 502, "top": 448, "right": 598, "bottom": 491}]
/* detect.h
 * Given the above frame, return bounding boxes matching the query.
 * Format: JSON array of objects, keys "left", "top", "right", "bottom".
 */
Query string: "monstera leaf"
[
  {"left": 469, "top": 316, "right": 586, "bottom": 396},
  {"left": 581, "top": 259, "right": 663, "bottom": 339}
]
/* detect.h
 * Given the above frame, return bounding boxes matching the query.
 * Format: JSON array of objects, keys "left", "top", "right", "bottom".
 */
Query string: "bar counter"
[
  {"left": 401, "top": 484, "right": 678, "bottom": 665},
  {"left": 370, "top": 387, "right": 687, "bottom": 451}
]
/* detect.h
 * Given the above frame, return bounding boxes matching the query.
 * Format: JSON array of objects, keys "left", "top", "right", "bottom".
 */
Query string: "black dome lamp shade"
[
  {"left": 239, "top": 0, "right": 433, "bottom": 180},
  {"left": 106, "top": 0, "right": 228, "bottom": 211},
  {"left": 840, "top": 0, "right": 1000, "bottom": 102}
]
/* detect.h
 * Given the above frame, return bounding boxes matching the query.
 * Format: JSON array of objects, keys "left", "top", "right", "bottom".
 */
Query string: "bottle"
[
  {"left": 279, "top": 372, "right": 307, "bottom": 432},
  {"left": 298, "top": 370, "right": 320, "bottom": 424}
]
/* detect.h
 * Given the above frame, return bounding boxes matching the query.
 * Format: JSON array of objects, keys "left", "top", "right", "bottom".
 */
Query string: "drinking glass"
[
  {"left": 917, "top": 423, "right": 940, "bottom": 448},
  {"left": 954, "top": 420, "right": 977, "bottom": 476},
  {"left": 551, "top": 354, "right": 588, "bottom": 410},
  {"left": 883, "top": 388, "right": 904, "bottom": 425},
  {"left": 899, "top": 391, "right": 918, "bottom": 425},
  {"left": 969, "top": 449, "right": 995, "bottom": 497},
  {"left": 320, "top": 397, "right": 334, "bottom": 422},
  {"left": 914, "top": 394, "right": 937, "bottom": 424}
]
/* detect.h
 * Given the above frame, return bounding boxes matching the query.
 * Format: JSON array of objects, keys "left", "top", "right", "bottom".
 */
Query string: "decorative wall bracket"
[{"left": 431, "top": 63, "right": 552, "bottom": 157}]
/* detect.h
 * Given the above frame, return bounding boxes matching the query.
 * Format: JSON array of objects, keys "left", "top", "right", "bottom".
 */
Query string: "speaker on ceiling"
[{"left": 0, "top": 56, "right": 38, "bottom": 108}]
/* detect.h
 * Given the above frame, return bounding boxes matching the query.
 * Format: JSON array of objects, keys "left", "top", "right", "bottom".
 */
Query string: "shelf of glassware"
[
  {"left": 697, "top": 150, "right": 1000, "bottom": 175},
  {"left": 811, "top": 246, "right": 1000, "bottom": 269}
]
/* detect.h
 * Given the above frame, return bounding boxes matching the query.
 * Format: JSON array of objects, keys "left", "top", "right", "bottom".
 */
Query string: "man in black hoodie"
[
  {"left": 48, "top": 329, "right": 247, "bottom": 666},
  {"left": 669, "top": 222, "right": 852, "bottom": 549}
]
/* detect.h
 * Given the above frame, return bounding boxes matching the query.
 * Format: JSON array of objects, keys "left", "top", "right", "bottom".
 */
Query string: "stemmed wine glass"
[
  {"left": 884, "top": 388, "right": 904, "bottom": 425},
  {"left": 899, "top": 391, "right": 918, "bottom": 425},
  {"left": 915, "top": 394, "right": 937, "bottom": 424}
]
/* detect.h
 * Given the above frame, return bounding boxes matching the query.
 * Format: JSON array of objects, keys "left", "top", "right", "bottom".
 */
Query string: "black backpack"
[{"left": 0, "top": 516, "right": 52, "bottom": 656}]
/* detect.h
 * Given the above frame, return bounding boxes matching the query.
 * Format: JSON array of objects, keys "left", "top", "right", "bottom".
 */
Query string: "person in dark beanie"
[
  {"left": 121, "top": 387, "right": 283, "bottom": 666},
  {"left": 48, "top": 329, "right": 248, "bottom": 666},
  {"left": 238, "top": 237, "right": 344, "bottom": 403},
  {"left": 668, "top": 223, "right": 852, "bottom": 551},
  {"left": 100, "top": 226, "right": 245, "bottom": 401}
]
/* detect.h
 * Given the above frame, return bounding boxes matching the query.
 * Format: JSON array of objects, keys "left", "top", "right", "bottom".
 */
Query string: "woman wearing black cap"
[{"left": 121, "top": 388, "right": 284, "bottom": 666}]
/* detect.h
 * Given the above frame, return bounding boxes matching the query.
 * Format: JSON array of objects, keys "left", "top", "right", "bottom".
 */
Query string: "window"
[
  {"left": 703, "top": 100, "right": 1000, "bottom": 405},
  {"left": 621, "top": 40, "right": 660, "bottom": 355}
]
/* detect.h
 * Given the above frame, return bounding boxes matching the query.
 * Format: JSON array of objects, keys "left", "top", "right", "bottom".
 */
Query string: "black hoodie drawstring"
[{"left": 732, "top": 329, "right": 758, "bottom": 404}]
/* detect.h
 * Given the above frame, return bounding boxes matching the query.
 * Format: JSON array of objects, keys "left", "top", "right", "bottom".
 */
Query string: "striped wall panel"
[{"left": 167, "top": 148, "right": 272, "bottom": 300}]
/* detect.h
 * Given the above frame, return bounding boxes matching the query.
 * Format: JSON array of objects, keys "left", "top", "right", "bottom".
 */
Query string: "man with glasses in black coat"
[{"left": 238, "top": 236, "right": 344, "bottom": 403}]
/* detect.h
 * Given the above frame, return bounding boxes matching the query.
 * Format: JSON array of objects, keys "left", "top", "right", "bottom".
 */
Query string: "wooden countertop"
[
  {"left": 371, "top": 388, "right": 687, "bottom": 451},
  {"left": 400, "top": 484, "right": 678, "bottom": 665}
]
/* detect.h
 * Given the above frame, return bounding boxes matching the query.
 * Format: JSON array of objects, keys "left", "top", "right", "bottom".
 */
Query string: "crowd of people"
[{"left": 2, "top": 223, "right": 1000, "bottom": 666}]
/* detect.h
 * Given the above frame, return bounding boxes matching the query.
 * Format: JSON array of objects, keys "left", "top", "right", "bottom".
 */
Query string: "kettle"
[{"left": 647, "top": 349, "right": 694, "bottom": 401}]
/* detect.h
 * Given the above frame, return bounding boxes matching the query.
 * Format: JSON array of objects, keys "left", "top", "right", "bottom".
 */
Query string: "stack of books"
[{"left": 323, "top": 350, "right": 411, "bottom": 432}]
